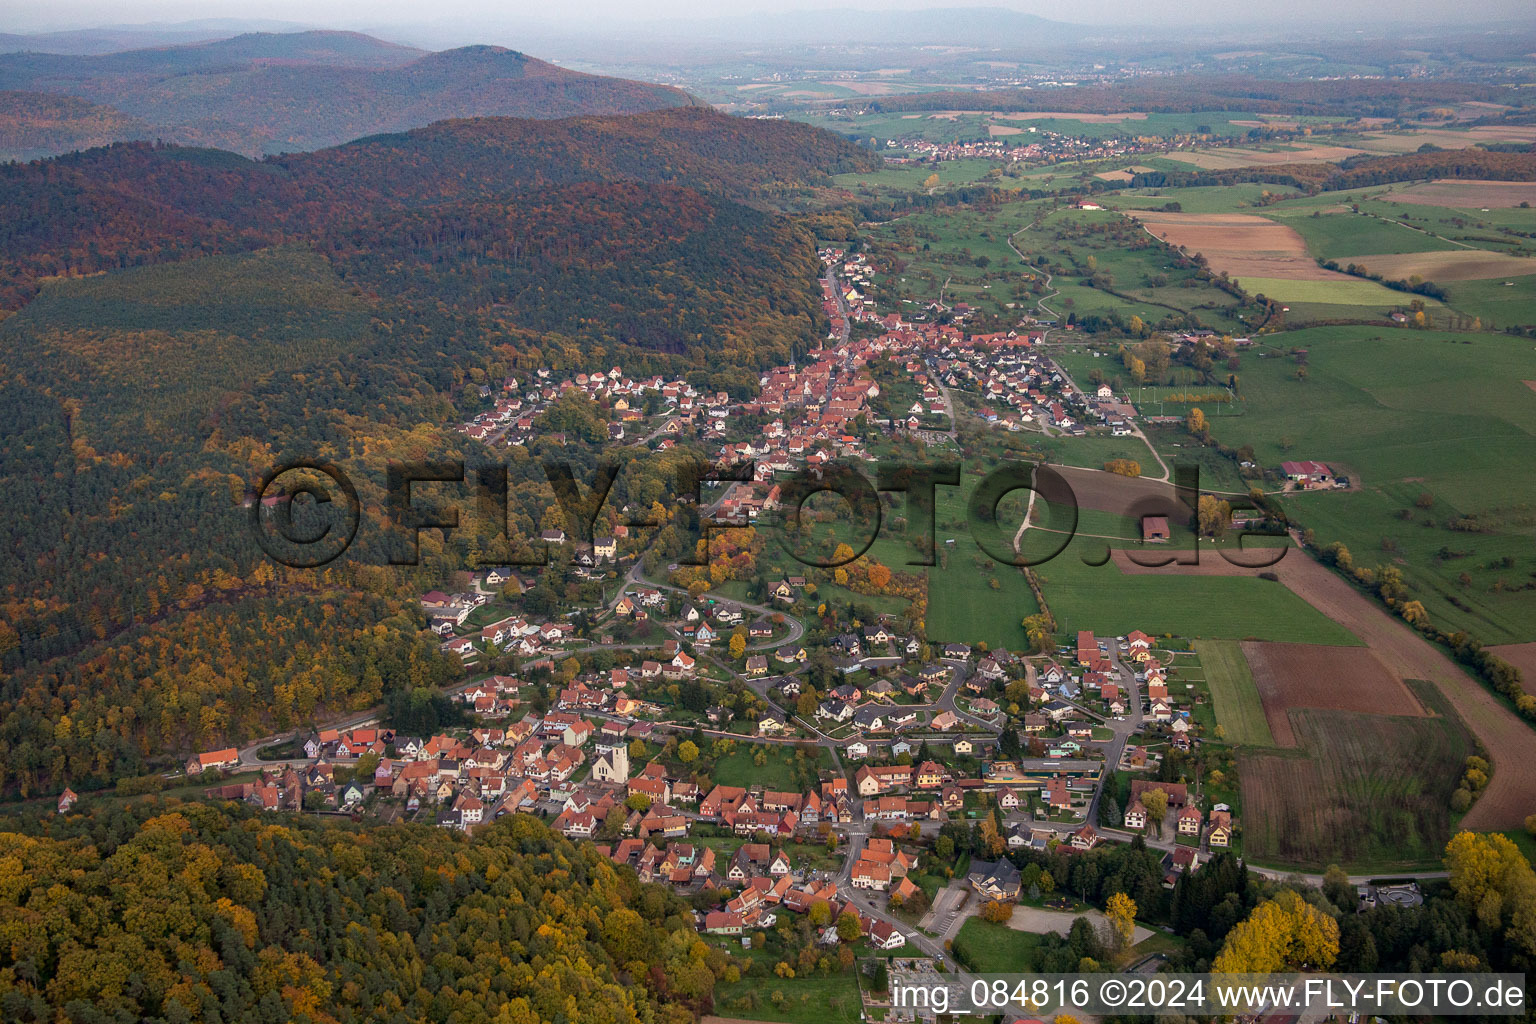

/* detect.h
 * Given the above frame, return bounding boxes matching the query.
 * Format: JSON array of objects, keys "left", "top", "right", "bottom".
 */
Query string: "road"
[
  {"left": 825, "top": 261, "right": 851, "bottom": 344},
  {"left": 835, "top": 829, "right": 950, "bottom": 960},
  {"left": 1084, "top": 642, "right": 1145, "bottom": 827}
]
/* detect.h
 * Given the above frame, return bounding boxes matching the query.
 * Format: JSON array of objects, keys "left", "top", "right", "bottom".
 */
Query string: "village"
[
  {"left": 182, "top": 605, "right": 1240, "bottom": 972},
  {"left": 158, "top": 242, "right": 1280, "bottom": 974}
]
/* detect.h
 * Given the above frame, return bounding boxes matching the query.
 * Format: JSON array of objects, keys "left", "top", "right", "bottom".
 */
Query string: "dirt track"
[{"left": 1111, "top": 547, "right": 1536, "bottom": 829}]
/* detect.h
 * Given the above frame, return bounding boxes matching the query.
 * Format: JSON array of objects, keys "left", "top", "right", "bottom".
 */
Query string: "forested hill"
[
  {"left": 0, "top": 803, "right": 716, "bottom": 1023},
  {"left": 0, "top": 106, "right": 876, "bottom": 309},
  {"left": 0, "top": 31, "right": 699, "bottom": 159},
  {"left": 0, "top": 108, "right": 870, "bottom": 792}
]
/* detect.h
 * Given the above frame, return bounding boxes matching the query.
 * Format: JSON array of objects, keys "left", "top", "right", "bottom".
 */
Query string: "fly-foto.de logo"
[{"left": 248, "top": 458, "right": 1286, "bottom": 572}]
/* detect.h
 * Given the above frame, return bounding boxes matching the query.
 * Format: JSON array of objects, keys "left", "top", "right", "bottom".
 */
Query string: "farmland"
[
  {"left": 1239, "top": 682, "right": 1473, "bottom": 870},
  {"left": 1343, "top": 250, "right": 1536, "bottom": 283},
  {"left": 1125, "top": 210, "right": 1344, "bottom": 281},
  {"left": 1384, "top": 179, "right": 1536, "bottom": 209},
  {"left": 1114, "top": 549, "right": 1536, "bottom": 831},
  {"left": 1196, "top": 639, "right": 1276, "bottom": 747},
  {"left": 1242, "top": 641, "right": 1428, "bottom": 747},
  {"left": 1202, "top": 325, "right": 1536, "bottom": 643}
]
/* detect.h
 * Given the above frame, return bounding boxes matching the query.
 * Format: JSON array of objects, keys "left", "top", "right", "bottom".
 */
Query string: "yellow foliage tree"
[
  {"left": 1212, "top": 889, "right": 1339, "bottom": 973},
  {"left": 1105, "top": 892, "right": 1137, "bottom": 949}
]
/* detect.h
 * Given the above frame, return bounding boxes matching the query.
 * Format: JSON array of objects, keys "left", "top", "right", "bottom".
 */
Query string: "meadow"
[
  {"left": 1238, "top": 275, "right": 1437, "bottom": 317},
  {"left": 1021, "top": 530, "right": 1361, "bottom": 644},
  {"left": 1199, "top": 325, "right": 1536, "bottom": 642},
  {"left": 1267, "top": 208, "right": 1459, "bottom": 261},
  {"left": 1196, "top": 639, "right": 1276, "bottom": 747}
]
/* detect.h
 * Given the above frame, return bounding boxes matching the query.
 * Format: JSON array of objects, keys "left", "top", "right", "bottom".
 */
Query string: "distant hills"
[
  {"left": 0, "top": 106, "right": 876, "bottom": 308},
  {"left": 0, "top": 18, "right": 314, "bottom": 56},
  {"left": 0, "top": 30, "right": 697, "bottom": 159}
]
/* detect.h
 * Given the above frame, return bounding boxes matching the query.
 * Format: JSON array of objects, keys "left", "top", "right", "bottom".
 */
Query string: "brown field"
[
  {"left": 1044, "top": 465, "right": 1191, "bottom": 523},
  {"left": 1110, "top": 546, "right": 1536, "bottom": 829},
  {"left": 989, "top": 125, "right": 1023, "bottom": 136},
  {"left": 995, "top": 111, "right": 1149, "bottom": 123},
  {"left": 1387, "top": 179, "right": 1536, "bottom": 209},
  {"left": 1240, "top": 700, "right": 1473, "bottom": 869},
  {"left": 1163, "top": 144, "right": 1370, "bottom": 171},
  {"left": 1127, "top": 211, "right": 1350, "bottom": 281},
  {"left": 1346, "top": 249, "right": 1536, "bottom": 282},
  {"left": 1486, "top": 643, "right": 1536, "bottom": 696},
  {"left": 1524, "top": 380, "right": 1536, "bottom": 394},
  {"left": 1096, "top": 164, "right": 1157, "bottom": 182},
  {"left": 1242, "top": 641, "right": 1426, "bottom": 747}
]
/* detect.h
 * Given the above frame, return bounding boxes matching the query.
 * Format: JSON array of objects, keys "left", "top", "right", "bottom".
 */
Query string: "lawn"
[
  {"left": 952, "top": 917, "right": 1044, "bottom": 972},
  {"left": 1196, "top": 639, "right": 1277, "bottom": 747},
  {"left": 709, "top": 743, "right": 832, "bottom": 791}
]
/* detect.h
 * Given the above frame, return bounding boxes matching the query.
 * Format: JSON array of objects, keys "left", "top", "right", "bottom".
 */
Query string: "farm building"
[
  {"left": 1141, "top": 516, "right": 1171, "bottom": 543},
  {"left": 1280, "top": 460, "right": 1334, "bottom": 484}
]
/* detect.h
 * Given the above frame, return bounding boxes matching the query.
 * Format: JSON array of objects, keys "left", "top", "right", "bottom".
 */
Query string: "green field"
[
  {"left": 1112, "top": 183, "right": 1303, "bottom": 213},
  {"left": 1444, "top": 275, "right": 1536, "bottom": 331},
  {"left": 1196, "top": 639, "right": 1277, "bottom": 746},
  {"left": 1205, "top": 325, "right": 1536, "bottom": 643},
  {"left": 925, "top": 470, "right": 1045, "bottom": 648},
  {"left": 1022, "top": 530, "right": 1361, "bottom": 644},
  {"left": 1239, "top": 275, "right": 1437, "bottom": 309},
  {"left": 953, "top": 918, "right": 1045, "bottom": 972},
  {"left": 1270, "top": 208, "right": 1459, "bottom": 261}
]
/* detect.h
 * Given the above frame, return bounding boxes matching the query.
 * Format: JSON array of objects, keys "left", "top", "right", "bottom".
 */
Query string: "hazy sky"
[{"left": 5, "top": 0, "right": 1529, "bottom": 34}]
